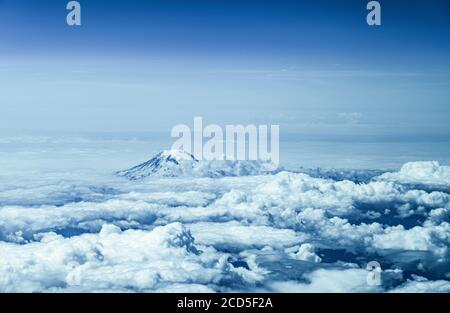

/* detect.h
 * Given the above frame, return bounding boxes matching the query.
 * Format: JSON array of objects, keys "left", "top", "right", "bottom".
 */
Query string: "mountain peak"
[
  {"left": 117, "top": 149, "right": 279, "bottom": 180},
  {"left": 159, "top": 149, "right": 197, "bottom": 162},
  {"left": 116, "top": 149, "right": 197, "bottom": 180}
]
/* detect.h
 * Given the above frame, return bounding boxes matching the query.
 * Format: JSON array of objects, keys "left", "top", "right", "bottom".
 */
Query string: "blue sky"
[{"left": 0, "top": 0, "right": 449, "bottom": 138}]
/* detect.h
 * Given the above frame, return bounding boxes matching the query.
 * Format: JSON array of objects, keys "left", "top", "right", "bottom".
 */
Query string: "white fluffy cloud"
[
  {"left": 291, "top": 243, "right": 322, "bottom": 263},
  {"left": 1, "top": 160, "right": 450, "bottom": 292},
  {"left": 390, "top": 276, "right": 450, "bottom": 293},
  {"left": 377, "top": 161, "right": 450, "bottom": 186},
  {"left": 268, "top": 268, "right": 381, "bottom": 293},
  {"left": 0, "top": 223, "right": 236, "bottom": 292}
]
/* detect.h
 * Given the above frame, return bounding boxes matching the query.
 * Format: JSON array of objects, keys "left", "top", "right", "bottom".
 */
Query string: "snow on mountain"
[
  {"left": 116, "top": 149, "right": 277, "bottom": 179},
  {"left": 116, "top": 150, "right": 198, "bottom": 180}
]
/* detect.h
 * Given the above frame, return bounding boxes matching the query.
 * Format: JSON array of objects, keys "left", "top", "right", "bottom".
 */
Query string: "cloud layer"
[{"left": 1, "top": 160, "right": 450, "bottom": 292}]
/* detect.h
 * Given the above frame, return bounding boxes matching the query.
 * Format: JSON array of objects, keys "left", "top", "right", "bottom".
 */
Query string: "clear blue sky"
[{"left": 0, "top": 0, "right": 449, "bottom": 140}]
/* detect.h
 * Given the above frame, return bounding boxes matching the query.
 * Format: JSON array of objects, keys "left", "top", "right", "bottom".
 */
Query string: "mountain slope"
[
  {"left": 116, "top": 150, "right": 198, "bottom": 180},
  {"left": 117, "top": 149, "right": 277, "bottom": 179}
]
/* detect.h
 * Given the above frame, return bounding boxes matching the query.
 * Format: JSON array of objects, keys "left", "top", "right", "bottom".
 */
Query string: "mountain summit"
[
  {"left": 116, "top": 150, "right": 198, "bottom": 180},
  {"left": 116, "top": 149, "right": 278, "bottom": 180}
]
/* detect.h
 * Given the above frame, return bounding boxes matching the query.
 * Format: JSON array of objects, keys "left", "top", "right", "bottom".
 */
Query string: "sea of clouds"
[{"left": 1, "top": 136, "right": 450, "bottom": 293}]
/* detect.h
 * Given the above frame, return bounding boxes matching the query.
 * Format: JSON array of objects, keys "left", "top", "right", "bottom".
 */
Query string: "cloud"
[
  {"left": 0, "top": 223, "right": 233, "bottom": 292},
  {"left": 291, "top": 243, "right": 322, "bottom": 263},
  {"left": 1, "top": 160, "right": 450, "bottom": 292},
  {"left": 377, "top": 161, "right": 450, "bottom": 186},
  {"left": 390, "top": 276, "right": 450, "bottom": 293},
  {"left": 268, "top": 268, "right": 381, "bottom": 293},
  {"left": 188, "top": 221, "right": 305, "bottom": 250}
]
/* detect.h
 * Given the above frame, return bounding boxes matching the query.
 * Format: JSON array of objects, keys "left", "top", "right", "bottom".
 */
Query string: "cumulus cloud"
[
  {"left": 1, "top": 159, "right": 450, "bottom": 292},
  {"left": 188, "top": 221, "right": 305, "bottom": 250},
  {"left": 0, "top": 223, "right": 237, "bottom": 292},
  {"left": 291, "top": 243, "right": 322, "bottom": 263},
  {"left": 268, "top": 268, "right": 381, "bottom": 293},
  {"left": 377, "top": 161, "right": 450, "bottom": 186},
  {"left": 390, "top": 276, "right": 450, "bottom": 293}
]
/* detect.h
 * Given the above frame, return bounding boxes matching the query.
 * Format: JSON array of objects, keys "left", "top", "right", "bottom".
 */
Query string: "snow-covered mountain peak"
[
  {"left": 159, "top": 149, "right": 197, "bottom": 162},
  {"left": 116, "top": 149, "right": 197, "bottom": 180},
  {"left": 117, "top": 149, "right": 278, "bottom": 179}
]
